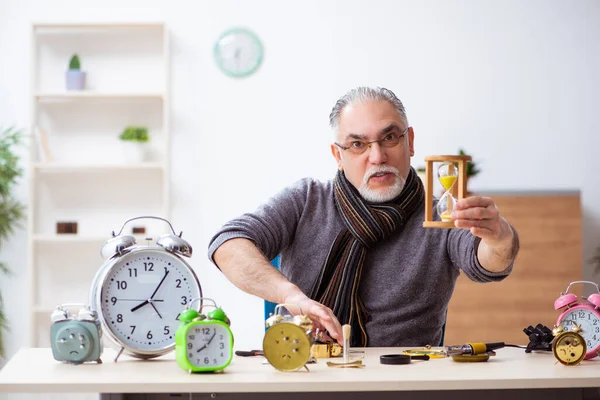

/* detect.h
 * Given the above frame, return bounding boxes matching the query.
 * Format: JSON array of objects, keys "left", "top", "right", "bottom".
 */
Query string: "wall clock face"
[{"left": 214, "top": 27, "right": 263, "bottom": 77}]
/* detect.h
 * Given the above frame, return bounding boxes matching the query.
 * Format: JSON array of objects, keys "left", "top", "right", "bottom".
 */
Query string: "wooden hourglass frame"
[{"left": 423, "top": 155, "right": 472, "bottom": 228}]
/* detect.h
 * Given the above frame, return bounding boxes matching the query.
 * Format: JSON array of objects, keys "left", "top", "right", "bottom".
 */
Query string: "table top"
[{"left": 1, "top": 347, "right": 599, "bottom": 393}]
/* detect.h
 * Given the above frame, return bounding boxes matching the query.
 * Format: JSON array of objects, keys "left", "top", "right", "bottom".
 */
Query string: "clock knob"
[
  {"left": 266, "top": 314, "right": 284, "bottom": 328},
  {"left": 157, "top": 234, "right": 192, "bottom": 258},
  {"left": 554, "top": 293, "right": 578, "bottom": 310},
  {"left": 100, "top": 235, "right": 136, "bottom": 259},
  {"left": 293, "top": 315, "right": 313, "bottom": 332},
  {"left": 587, "top": 293, "right": 600, "bottom": 309},
  {"left": 552, "top": 325, "right": 565, "bottom": 336},
  {"left": 207, "top": 308, "right": 228, "bottom": 323},
  {"left": 179, "top": 309, "right": 201, "bottom": 323},
  {"left": 77, "top": 307, "right": 97, "bottom": 321},
  {"left": 51, "top": 307, "right": 70, "bottom": 323}
]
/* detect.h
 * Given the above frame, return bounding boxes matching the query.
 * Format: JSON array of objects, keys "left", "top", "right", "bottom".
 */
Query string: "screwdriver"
[{"left": 446, "top": 342, "right": 505, "bottom": 356}]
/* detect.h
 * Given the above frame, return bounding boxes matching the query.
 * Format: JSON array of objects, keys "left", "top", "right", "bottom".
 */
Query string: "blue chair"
[{"left": 263, "top": 255, "right": 445, "bottom": 346}]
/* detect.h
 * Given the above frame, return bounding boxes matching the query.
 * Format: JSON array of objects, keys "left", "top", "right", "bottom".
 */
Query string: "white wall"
[{"left": 1, "top": 0, "right": 599, "bottom": 361}]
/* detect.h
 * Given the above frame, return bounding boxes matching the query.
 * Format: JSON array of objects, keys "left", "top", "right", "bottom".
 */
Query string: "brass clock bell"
[{"left": 263, "top": 304, "right": 314, "bottom": 372}]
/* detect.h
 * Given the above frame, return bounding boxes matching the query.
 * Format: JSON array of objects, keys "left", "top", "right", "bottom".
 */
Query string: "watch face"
[
  {"left": 98, "top": 248, "right": 202, "bottom": 355},
  {"left": 558, "top": 306, "right": 600, "bottom": 353},
  {"left": 185, "top": 322, "right": 232, "bottom": 368},
  {"left": 214, "top": 27, "right": 263, "bottom": 77}
]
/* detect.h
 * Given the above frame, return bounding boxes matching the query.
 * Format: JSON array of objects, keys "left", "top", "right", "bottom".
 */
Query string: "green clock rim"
[{"left": 213, "top": 27, "right": 264, "bottom": 78}]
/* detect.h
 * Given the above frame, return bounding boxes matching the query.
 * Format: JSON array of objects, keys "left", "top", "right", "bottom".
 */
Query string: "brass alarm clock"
[
  {"left": 263, "top": 304, "right": 314, "bottom": 372},
  {"left": 552, "top": 324, "right": 587, "bottom": 366}
]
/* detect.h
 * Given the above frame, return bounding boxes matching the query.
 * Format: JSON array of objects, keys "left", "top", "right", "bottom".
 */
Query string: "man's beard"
[{"left": 358, "top": 165, "right": 406, "bottom": 203}]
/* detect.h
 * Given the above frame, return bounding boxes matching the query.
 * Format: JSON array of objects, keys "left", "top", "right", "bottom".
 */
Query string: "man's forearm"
[
  {"left": 213, "top": 238, "right": 304, "bottom": 304},
  {"left": 477, "top": 219, "right": 520, "bottom": 273}
]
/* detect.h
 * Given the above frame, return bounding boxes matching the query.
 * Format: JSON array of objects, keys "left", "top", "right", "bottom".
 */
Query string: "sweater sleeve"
[
  {"left": 446, "top": 228, "right": 513, "bottom": 283},
  {"left": 207, "top": 179, "right": 310, "bottom": 264}
]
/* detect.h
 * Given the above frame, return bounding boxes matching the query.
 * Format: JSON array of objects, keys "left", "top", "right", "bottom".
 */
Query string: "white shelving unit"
[{"left": 28, "top": 22, "right": 171, "bottom": 347}]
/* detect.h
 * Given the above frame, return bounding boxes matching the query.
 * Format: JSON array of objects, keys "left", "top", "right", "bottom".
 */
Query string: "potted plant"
[
  {"left": 118, "top": 126, "right": 150, "bottom": 163},
  {"left": 0, "top": 127, "right": 26, "bottom": 361},
  {"left": 65, "top": 54, "right": 86, "bottom": 91}
]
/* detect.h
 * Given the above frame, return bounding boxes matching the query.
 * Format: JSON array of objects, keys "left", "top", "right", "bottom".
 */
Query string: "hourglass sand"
[{"left": 423, "top": 155, "right": 471, "bottom": 228}]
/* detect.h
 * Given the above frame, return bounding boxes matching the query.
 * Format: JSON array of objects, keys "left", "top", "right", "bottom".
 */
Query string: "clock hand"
[
  {"left": 149, "top": 270, "right": 170, "bottom": 300},
  {"left": 131, "top": 300, "right": 149, "bottom": 312},
  {"left": 150, "top": 302, "right": 163, "bottom": 319},
  {"left": 196, "top": 344, "right": 207, "bottom": 353},
  {"left": 116, "top": 299, "right": 164, "bottom": 302},
  {"left": 207, "top": 330, "right": 217, "bottom": 345}
]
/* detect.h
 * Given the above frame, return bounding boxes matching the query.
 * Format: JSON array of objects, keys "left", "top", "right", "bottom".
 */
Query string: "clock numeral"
[
  {"left": 595, "top": 327, "right": 599, "bottom": 333},
  {"left": 164, "top": 326, "right": 170, "bottom": 335},
  {"left": 579, "top": 311, "right": 586, "bottom": 319},
  {"left": 175, "top": 279, "right": 182, "bottom": 288},
  {"left": 594, "top": 335, "right": 598, "bottom": 341},
  {"left": 116, "top": 281, "right": 127, "bottom": 290},
  {"left": 189, "top": 335, "right": 195, "bottom": 340},
  {"left": 175, "top": 313, "right": 181, "bottom": 321},
  {"left": 144, "top": 262, "right": 154, "bottom": 272},
  {"left": 594, "top": 320, "right": 598, "bottom": 326},
  {"left": 204, "top": 357, "right": 209, "bottom": 364},
  {"left": 111, "top": 297, "right": 117, "bottom": 305},
  {"left": 213, "top": 358, "right": 217, "bottom": 364},
  {"left": 202, "top": 328, "right": 210, "bottom": 335},
  {"left": 587, "top": 340, "right": 592, "bottom": 348},
  {"left": 187, "top": 343, "right": 192, "bottom": 350},
  {"left": 130, "top": 326, "right": 136, "bottom": 334},
  {"left": 219, "top": 342, "right": 224, "bottom": 349},
  {"left": 128, "top": 268, "right": 137, "bottom": 278},
  {"left": 117, "top": 314, "right": 123, "bottom": 323},
  {"left": 147, "top": 331, "right": 153, "bottom": 339},
  {"left": 181, "top": 296, "right": 188, "bottom": 305},
  {"left": 221, "top": 352, "right": 224, "bottom": 357},
  {"left": 219, "top": 334, "right": 223, "bottom": 340}
]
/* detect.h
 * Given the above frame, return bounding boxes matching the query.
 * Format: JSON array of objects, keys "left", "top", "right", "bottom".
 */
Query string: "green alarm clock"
[{"left": 175, "top": 298, "right": 233, "bottom": 372}]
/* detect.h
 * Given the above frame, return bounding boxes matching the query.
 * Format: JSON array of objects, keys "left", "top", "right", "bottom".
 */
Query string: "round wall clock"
[{"left": 214, "top": 27, "right": 263, "bottom": 77}]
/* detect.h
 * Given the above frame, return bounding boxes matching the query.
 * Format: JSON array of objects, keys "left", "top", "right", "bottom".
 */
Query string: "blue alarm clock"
[{"left": 50, "top": 303, "right": 103, "bottom": 364}]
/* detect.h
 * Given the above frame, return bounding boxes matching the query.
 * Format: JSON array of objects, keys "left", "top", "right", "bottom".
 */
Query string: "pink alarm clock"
[{"left": 554, "top": 280, "right": 600, "bottom": 360}]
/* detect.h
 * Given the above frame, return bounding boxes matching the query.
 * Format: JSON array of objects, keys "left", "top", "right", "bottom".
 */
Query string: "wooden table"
[{"left": 1, "top": 347, "right": 600, "bottom": 399}]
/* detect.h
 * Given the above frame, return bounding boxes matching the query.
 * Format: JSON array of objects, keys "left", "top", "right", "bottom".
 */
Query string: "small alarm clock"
[
  {"left": 263, "top": 304, "right": 314, "bottom": 372},
  {"left": 175, "top": 298, "right": 233, "bottom": 372},
  {"left": 552, "top": 324, "right": 587, "bottom": 366},
  {"left": 90, "top": 216, "right": 202, "bottom": 362},
  {"left": 554, "top": 280, "right": 600, "bottom": 360},
  {"left": 50, "top": 303, "right": 103, "bottom": 364}
]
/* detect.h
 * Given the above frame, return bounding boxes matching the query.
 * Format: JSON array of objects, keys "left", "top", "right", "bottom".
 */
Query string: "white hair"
[{"left": 329, "top": 87, "right": 408, "bottom": 139}]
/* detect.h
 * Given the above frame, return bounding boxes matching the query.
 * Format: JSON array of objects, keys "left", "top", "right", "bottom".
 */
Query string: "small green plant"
[
  {"left": 0, "top": 126, "right": 26, "bottom": 358},
  {"left": 119, "top": 126, "right": 149, "bottom": 143},
  {"left": 69, "top": 54, "right": 81, "bottom": 70},
  {"left": 457, "top": 148, "right": 481, "bottom": 178}
]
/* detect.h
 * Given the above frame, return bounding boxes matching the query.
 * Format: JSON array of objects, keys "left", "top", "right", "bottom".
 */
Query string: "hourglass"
[{"left": 423, "top": 155, "right": 471, "bottom": 228}]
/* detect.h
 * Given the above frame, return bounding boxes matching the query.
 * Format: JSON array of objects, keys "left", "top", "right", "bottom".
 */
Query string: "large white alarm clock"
[{"left": 90, "top": 216, "right": 202, "bottom": 361}]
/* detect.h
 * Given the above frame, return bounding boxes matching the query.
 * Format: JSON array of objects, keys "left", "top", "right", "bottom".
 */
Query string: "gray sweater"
[{"left": 208, "top": 178, "right": 513, "bottom": 347}]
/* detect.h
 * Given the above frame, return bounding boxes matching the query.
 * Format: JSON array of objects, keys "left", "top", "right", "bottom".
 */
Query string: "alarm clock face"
[
  {"left": 95, "top": 247, "right": 202, "bottom": 355},
  {"left": 185, "top": 322, "right": 233, "bottom": 368},
  {"left": 558, "top": 305, "right": 600, "bottom": 356}
]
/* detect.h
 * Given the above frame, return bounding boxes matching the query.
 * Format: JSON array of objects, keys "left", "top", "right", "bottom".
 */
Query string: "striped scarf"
[{"left": 309, "top": 166, "right": 424, "bottom": 346}]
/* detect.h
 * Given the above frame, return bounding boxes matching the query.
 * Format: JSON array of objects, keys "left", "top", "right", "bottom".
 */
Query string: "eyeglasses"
[{"left": 334, "top": 127, "right": 409, "bottom": 155}]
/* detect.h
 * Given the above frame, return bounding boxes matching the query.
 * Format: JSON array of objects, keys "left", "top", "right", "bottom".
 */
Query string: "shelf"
[
  {"left": 35, "top": 92, "right": 164, "bottom": 102},
  {"left": 33, "top": 162, "right": 165, "bottom": 173},
  {"left": 32, "top": 234, "right": 107, "bottom": 243},
  {"left": 33, "top": 22, "right": 165, "bottom": 30}
]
